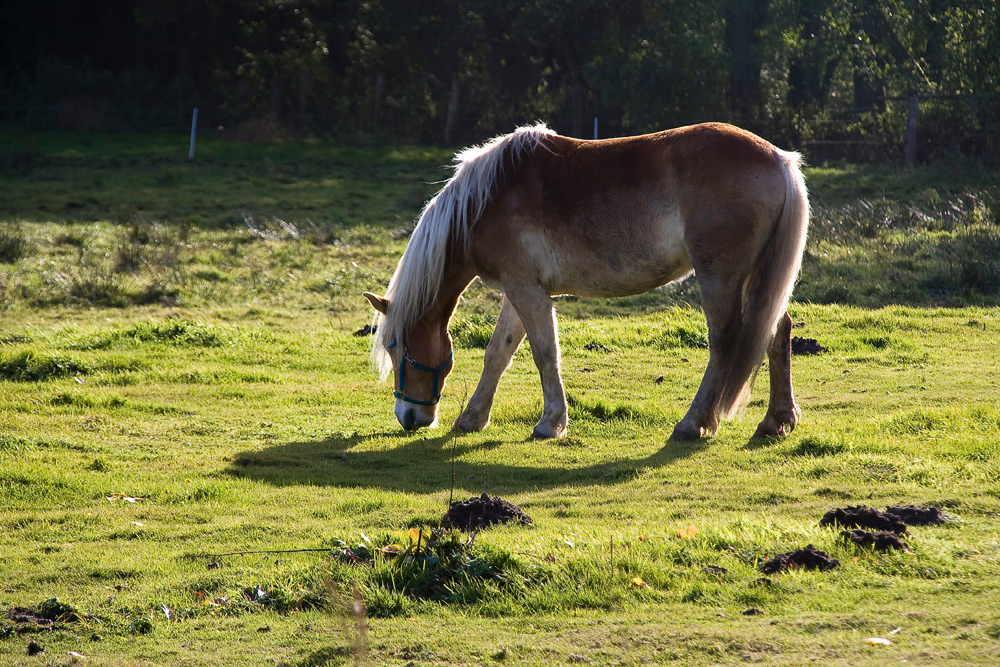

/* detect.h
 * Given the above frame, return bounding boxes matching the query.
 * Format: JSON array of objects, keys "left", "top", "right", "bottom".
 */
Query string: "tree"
[{"left": 724, "top": 0, "right": 770, "bottom": 123}]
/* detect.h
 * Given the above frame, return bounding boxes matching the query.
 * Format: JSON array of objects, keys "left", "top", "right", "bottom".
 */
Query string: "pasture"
[{"left": 1, "top": 131, "right": 999, "bottom": 665}]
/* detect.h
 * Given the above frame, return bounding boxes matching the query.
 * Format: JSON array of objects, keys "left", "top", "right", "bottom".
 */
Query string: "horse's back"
[
  {"left": 467, "top": 123, "right": 795, "bottom": 298},
  {"left": 490, "top": 123, "right": 789, "bottom": 229}
]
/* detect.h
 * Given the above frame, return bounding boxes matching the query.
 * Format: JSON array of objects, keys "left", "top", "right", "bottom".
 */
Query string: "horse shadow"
[{"left": 225, "top": 429, "right": 707, "bottom": 495}]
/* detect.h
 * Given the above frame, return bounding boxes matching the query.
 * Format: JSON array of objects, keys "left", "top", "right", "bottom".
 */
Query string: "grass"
[{"left": 1, "top": 131, "right": 999, "bottom": 665}]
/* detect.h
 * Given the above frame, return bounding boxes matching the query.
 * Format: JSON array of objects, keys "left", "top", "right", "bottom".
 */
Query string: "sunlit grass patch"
[
  {"left": 2, "top": 138, "right": 1000, "bottom": 664},
  {"left": 67, "top": 320, "right": 281, "bottom": 351},
  {"left": 566, "top": 394, "right": 665, "bottom": 427},
  {"left": 787, "top": 435, "right": 852, "bottom": 457},
  {"left": 0, "top": 347, "right": 145, "bottom": 382},
  {"left": 450, "top": 313, "right": 498, "bottom": 349}
]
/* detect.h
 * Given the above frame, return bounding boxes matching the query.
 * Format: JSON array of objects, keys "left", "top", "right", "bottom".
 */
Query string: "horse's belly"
[
  {"left": 475, "top": 202, "right": 693, "bottom": 298},
  {"left": 547, "top": 212, "right": 692, "bottom": 297},
  {"left": 504, "top": 229, "right": 692, "bottom": 298},
  {"left": 553, "top": 252, "right": 693, "bottom": 297}
]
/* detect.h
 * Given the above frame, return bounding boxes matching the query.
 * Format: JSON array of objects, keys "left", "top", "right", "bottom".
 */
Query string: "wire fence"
[{"left": 797, "top": 94, "right": 1000, "bottom": 165}]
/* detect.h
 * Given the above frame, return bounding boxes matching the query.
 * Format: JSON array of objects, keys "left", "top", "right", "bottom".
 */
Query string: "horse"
[{"left": 363, "top": 122, "right": 809, "bottom": 441}]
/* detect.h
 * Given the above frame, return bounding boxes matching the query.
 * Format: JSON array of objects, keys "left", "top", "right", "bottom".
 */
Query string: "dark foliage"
[{"left": 0, "top": 1, "right": 996, "bottom": 161}]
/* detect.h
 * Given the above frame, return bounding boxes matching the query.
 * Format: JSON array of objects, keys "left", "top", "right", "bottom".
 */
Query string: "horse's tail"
[{"left": 717, "top": 149, "right": 810, "bottom": 419}]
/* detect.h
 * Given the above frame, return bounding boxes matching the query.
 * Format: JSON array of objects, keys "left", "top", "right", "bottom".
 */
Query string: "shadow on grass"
[{"left": 225, "top": 430, "right": 706, "bottom": 495}]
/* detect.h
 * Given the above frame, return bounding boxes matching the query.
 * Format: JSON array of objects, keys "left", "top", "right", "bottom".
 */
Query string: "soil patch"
[
  {"left": 819, "top": 505, "right": 908, "bottom": 534},
  {"left": 791, "top": 337, "right": 828, "bottom": 355},
  {"left": 353, "top": 324, "right": 377, "bottom": 337},
  {"left": 760, "top": 545, "right": 840, "bottom": 574},
  {"left": 885, "top": 505, "right": 949, "bottom": 526},
  {"left": 582, "top": 343, "right": 614, "bottom": 353},
  {"left": 5, "top": 598, "right": 81, "bottom": 632},
  {"left": 841, "top": 529, "right": 910, "bottom": 552},
  {"left": 442, "top": 493, "right": 533, "bottom": 530}
]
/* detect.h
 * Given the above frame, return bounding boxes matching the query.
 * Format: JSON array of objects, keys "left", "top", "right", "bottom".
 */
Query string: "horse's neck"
[{"left": 420, "top": 256, "right": 476, "bottom": 331}]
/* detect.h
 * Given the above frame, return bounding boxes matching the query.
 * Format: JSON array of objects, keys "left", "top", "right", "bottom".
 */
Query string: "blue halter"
[{"left": 387, "top": 339, "right": 452, "bottom": 407}]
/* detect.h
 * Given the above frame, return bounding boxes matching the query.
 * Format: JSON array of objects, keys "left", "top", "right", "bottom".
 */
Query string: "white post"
[
  {"left": 189, "top": 108, "right": 199, "bottom": 160},
  {"left": 593, "top": 117, "right": 598, "bottom": 140}
]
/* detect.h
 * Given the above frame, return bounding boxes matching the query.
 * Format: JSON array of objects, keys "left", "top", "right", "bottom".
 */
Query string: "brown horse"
[{"left": 364, "top": 122, "right": 808, "bottom": 440}]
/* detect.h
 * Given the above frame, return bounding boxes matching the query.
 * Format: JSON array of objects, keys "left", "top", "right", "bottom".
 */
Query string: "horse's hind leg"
[
  {"left": 454, "top": 295, "right": 526, "bottom": 432},
  {"left": 752, "top": 312, "right": 800, "bottom": 438},
  {"left": 670, "top": 284, "right": 743, "bottom": 441}
]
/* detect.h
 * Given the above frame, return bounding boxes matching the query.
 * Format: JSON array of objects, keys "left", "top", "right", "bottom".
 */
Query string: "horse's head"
[{"left": 364, "top": 292, "right": 455, "bottom": 431}]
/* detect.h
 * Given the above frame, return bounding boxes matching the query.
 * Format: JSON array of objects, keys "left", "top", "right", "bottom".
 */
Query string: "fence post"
[
  {"left": 904, "top": 95, "right": 918, "bottom": 167},
  {"left": 189, "top": 108, "right": 198, "bottom": 160}
]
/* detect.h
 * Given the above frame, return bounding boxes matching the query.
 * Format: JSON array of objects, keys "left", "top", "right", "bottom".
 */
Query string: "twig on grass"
[
  {"left": 350, "top": 585, "right": 370, "bottom": 665},
  {"left": 203, "top": 547, "right": 333, "bottom": 559},
  {"left": 324, "top": 576, "right": 370, "bottom": 666},
  {"left": 447, "top": 384, "right": 470, "bottom": 513}
]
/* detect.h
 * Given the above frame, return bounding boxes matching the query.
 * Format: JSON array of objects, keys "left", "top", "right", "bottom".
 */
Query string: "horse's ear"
[{"left": 363, "top": 292, "right": 389, "bottom": 314}]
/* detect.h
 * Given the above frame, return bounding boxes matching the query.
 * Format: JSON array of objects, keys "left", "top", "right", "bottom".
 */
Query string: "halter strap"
[{"left": 388, "top": 339, "right": 452, "bottom": 406}]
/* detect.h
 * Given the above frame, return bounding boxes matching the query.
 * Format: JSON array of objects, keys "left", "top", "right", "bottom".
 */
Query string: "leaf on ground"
[{"left": 106, "top": 493, "right": 144, "bottom": 503}]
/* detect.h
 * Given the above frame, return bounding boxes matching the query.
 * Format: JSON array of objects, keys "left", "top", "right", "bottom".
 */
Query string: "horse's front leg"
[
  {"left": 753, "top": 312, "right": 800, "bottom": 438},
  {"left": 454, "top": 295, "right": 526, "bottom": 432},
  {"left": 505, "top": 286, "right": 567, "bottom": 439}
]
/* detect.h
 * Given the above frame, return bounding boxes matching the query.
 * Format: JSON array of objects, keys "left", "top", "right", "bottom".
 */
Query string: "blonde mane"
[{"left": 372, "top": 123, "right": 555, "bottom": 378}]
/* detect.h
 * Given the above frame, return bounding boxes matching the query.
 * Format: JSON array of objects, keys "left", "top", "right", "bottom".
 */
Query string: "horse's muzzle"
[{"left": 396, "top": 403, "right": 436, "bottom": 431}]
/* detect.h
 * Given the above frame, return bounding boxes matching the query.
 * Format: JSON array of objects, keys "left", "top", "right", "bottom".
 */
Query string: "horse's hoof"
[
  {"left": 530, "top": 423, "right": 566, "bottom": 439},
  {"left": 669, "top": 419, "right": 705, "bottom": 441},
  {"left": 753, "top": 409, "right": 799, "bottom": 439},
  {"left": 453, "top": 412, "right": 489, "bottom": 432},
  {"left": 752, "top": 424, "right": 784, "bottom": 440}
]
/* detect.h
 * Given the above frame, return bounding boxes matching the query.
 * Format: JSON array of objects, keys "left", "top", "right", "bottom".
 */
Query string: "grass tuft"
[
  {"left": 567, "top": 394, "right": 658, "bottom": 424},
  {"left": 0, "top": 349, "right": 89, "bottom": 381},
  {"left": 71, "top": 320, "right": 238, "bottom": 350},
  {"left": 790, "top": 436, "right": 850, "bottom": 457},
  {"left": 450, "top": 314, "right": 498, "bottom": 349},
  {"left": 0, "top": 224, "right": 31, "bottom": 263}
]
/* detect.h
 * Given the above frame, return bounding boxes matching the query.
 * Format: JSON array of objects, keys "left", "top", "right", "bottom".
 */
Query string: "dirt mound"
[
  {"left": 5, "top": 598, "right": 81, "bottom": 631},
  {"left": 885, "top": 505, "right": 948, "bottom": 526},
  {"left": 819, "top": 505, "right": 908, "bottom": 534},
  {"left": 841, "top": 529, "right": 909, "bottom": 552},
  {"left": 791, "top": 337, "right": 828, "bottom": 355},
  {"left": 441, "top": 493, "right": 532, "bottom": 530},
  {"left": 760, "top": 545, "right": 840, "bottom": 574}
]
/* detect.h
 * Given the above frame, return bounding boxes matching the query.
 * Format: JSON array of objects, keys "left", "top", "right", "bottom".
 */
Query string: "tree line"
[{"left": 2, "top": 0, "right": 997, "bottom": 161}]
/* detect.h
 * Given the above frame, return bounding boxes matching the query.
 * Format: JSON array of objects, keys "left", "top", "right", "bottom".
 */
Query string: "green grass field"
[{"left": 1, "top": 131, "right": 999, "bottom": 665}]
